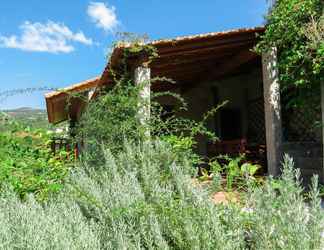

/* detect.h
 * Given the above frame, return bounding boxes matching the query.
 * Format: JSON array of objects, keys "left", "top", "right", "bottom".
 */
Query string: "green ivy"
[{"left": 255, "top": 0, "right": 323, "bottom": 107}]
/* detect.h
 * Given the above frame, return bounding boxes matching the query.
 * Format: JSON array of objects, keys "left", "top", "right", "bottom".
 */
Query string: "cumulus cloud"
[
  {"left": 87, "top": 2, "right": 118, "bottom": 32},
  {"left": 0, "top": 21, "right": 93, "bottom": 53}
]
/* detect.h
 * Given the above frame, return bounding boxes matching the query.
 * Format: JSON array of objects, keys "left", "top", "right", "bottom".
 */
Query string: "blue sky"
[{"left": 0, "top": 0, "right": 269, "bottom": 110}]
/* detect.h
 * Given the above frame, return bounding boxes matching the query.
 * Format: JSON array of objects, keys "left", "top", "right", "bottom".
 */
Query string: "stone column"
[
  {"left": 321, "top": 82, "right": 324, "bottom": 183},
  {"left": 262, "top": 48, "right": 283, "bottom": 176},
  {"left": 134, "top": 66, "right": 151, "bottom": 137}
]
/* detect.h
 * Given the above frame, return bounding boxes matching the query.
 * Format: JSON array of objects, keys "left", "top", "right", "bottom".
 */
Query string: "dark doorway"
[{"left": 220, "top": 109, "right": 242, "bottom": 140}]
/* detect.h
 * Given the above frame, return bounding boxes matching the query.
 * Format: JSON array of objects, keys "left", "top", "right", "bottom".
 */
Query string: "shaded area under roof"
[
  {"left": 45, "top": 26, "right": 265, "bottom": 124},
  {"left": 99, "top": 27, "right": 265, "bottom": 88}
]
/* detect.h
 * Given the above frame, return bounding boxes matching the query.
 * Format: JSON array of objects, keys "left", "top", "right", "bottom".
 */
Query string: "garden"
[{"left": 0, "top": 0, "right": 323, "bottom": 249}]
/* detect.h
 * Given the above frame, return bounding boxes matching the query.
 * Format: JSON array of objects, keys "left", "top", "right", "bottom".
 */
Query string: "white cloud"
[
  {"left": 87, "top": 2, "right": 118, "bottom": 32},
  {"left": 0, "top": 21, "right": 93, "bottom": 53}
]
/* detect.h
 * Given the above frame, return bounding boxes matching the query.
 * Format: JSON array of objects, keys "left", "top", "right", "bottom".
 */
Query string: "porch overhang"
[
  {"left": 45, "top": 26, "right": 265, "bottom": 124},
  {"left": 45, "top": 77, "right": 100, "bottom": 124},
  {"left": 99, "top": 26, "right": 265, "bottom": 91}
]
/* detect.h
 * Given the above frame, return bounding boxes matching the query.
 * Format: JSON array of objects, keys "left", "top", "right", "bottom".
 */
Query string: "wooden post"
[
  {"left": 262, "top": 48, "right": 283, "bottom": 177},
  {"left": 321, "top": 82, "right": 324, "bottom": 183},
  {"left": 134, "top": 66, "right": 151, "bottom": 137}
]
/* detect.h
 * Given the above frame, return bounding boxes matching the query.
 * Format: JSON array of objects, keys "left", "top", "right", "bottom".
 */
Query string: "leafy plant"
[
  {"left": 245, "top": 155, "right": 324, "bottom": 249},
  {"left": 210, "top": 172, "right": 222, "bottom": 193},
  {"left": 160, "top": 135, "right": 202, "bottom": 166},
  {"left": 0, "top": 142, "right": 322, "bottom": 249},
  {"left": 255, "top": 0, "right": 323, "bottom": 108},
  {"left": 75, "top": 39, "right": 223, "bottom": 168},
  {"left": 0, "top": 119, "right": 72, "bottom": 200},
  {"left": 209, "top": 155, "right": 261, "bottom": 191}
]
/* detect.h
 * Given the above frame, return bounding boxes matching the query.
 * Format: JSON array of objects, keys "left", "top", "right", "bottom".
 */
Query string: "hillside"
[{"left": 1, "top": 107, "right": 49, "bottom": 129}]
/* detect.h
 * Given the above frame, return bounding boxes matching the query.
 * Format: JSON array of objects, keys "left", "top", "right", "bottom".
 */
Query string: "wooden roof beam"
[
  {"left": 151, "top": 51, "right": 237, "bottom": 70},
  {"left": 156, "top": 35, "right": 257, "bottom": 55},
  {"left": 180, "top": 50, "right": 259, "bottom": 92},
  {"left": 203, "top": 50, "right": 258, "bottom": 81}
]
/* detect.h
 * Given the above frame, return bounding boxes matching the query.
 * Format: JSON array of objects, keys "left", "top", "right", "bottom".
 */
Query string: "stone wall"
[
  {"left": 282, "top": 142, "right": 323, "bottom": 184},
  {"left": 281, "top": 92, "right": 323, "bottom": 184}
]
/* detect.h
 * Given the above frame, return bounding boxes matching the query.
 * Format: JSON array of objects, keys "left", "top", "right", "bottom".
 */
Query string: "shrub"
[
  {"left": 66, "top": 141, "right": 247, "bottom": 249},
  {"left": 0, "top": 142, "right": 323, "bottom": 249},
  {"left": 0, "top": 122, "right": 72, "bottom": 200},
  {"left": 208, "top": 155, "right": 261, "bottom": 191},
  {"left": 0, "top": 189, "right": 99, "bottom": 250},
  {"left": 245, "top": 155, "right": 324, "bottom": 249},
  {"left": 69, "top": 143, "right": 324, "bottom": 249},
  {"left": 76, "top": 74, "right": 221, "bottom": 167},
  {"left": 256, "top": 0, "right": 323, "bottom": 107}
]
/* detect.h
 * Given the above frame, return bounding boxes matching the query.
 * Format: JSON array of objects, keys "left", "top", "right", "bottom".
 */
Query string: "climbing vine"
[
  {"left": 75, "top": 34, "right": 222, "bottom": 166},
  {"left": 255, "top": 0, "right": 323, "bottom": 107}
]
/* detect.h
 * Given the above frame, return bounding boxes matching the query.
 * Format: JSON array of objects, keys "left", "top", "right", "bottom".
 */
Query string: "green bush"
[
  {"left": 0, "top": 142, "right": 322, "bottom": 249},
  {"left": 256, "top": 0, "right": 323, "bottom": 107},
  {"left": 68, "top": 141, "right": 246, "bottom": 249},
  {"left": 0, "top": 189, "right": 99, "bottom": 250},
  {"left": 245, "top": 155, "right": 324, "bottom": 249},
  {"left": 76, "top": 74, "right": 220, "bottom": 167},
  {"left": 208, "top": 155, "right": 261, "bottom": 191},
  {"left": 0, "top": 122, "right": 72, "bottom": 200}
]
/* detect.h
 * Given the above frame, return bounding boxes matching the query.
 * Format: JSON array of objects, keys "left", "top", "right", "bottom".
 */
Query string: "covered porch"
[
  {"left": 125, "top": 28, "right": 322, "bottom": 181},
  {"left": 45, "top": 27, "right": 324, "bottom": 182},
  {"left": 129, "top": 27, "right": 276, "bottom": 175}
]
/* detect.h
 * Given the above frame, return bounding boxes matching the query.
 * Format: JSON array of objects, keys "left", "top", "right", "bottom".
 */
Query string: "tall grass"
[{"left": 0, "top": 142, "right": 322, "bottom": 249}]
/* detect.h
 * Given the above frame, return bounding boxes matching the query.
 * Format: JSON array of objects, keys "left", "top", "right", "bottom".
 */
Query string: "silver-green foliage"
[
  {"left": 0, "top": 190, "right": 100, "bottom": 250},
  {"left": 0, "top": 144, "right": 323, "bottom": 249},
  {"left": 69, "top": 141, "right": 246, "bottom": 249},
  {"left": 246, "top": 155, "right": 324, "bottom": 250}
]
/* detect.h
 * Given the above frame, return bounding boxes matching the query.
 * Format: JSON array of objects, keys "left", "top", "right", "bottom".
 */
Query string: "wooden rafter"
[
  {"left": 179, "top": 50, "right": 259, "bottom": 93},
  {"left": 46, "top": 77, "right": 99, "bottom": 124},
  {"left": 46, "top": 27, "right": 265, "bottom": 124},
  {"left": 204, "top": 50, "right": 258, "bottom": 81},
  {"left": 156, "top": 34, "right": 259, "bottom": 55},
  {"left": 152, "top": 51, "right": 236, "bottom": 70}
]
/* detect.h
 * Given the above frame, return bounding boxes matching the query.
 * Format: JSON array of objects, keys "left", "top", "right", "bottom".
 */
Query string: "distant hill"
[{"left": 2, "top": 107, "right": 49, "bottom": 129}]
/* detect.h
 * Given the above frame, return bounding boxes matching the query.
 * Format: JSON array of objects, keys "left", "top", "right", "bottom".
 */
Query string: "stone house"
[{"left": 45, "top": 27, "right": 323, "bottom": 183}]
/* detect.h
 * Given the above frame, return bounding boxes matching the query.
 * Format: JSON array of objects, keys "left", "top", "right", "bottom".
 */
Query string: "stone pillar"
[
  {"left": 262, "top": 48, "right": 283, "bottom": 176},
  {"left": 88, "top": 88, "right": 95, "bottom": 100},
  {"left": 321, "top": 82, "right": 324, "bottom": 183},
  {"left": 134, "top": 66, "right": 151, "bottom": 137}
]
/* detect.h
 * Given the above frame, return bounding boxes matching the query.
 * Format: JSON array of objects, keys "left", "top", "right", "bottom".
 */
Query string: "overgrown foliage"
[
  {"left": 0, "top": 115, "right": 72, "bottom": 200},
  {"left": 0, "top": 143, "right": 322, "bottom": 249},
  {"left": 207, "top": 154, "right": 261, "bottom": 191},
  {"left": 256, "top": 0, "right": 323, "bottom": 107},
  {"left": 76, "top": 41, "right": 221, "bottom": 165},
  {"left": 1, "top": 29, "right": 323, "bottom": 249},
  {"left": 245, "top": 155, "right": 323, "bottom": 249}
]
